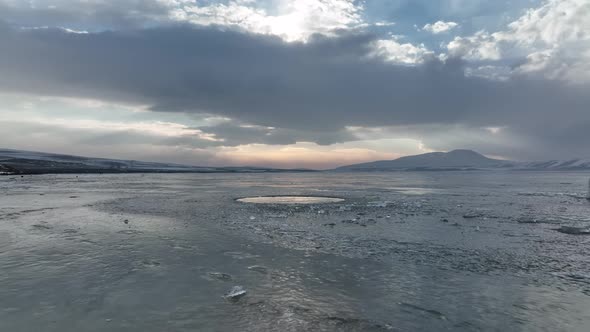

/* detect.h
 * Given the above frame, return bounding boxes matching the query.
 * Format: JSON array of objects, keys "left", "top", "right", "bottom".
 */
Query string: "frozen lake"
[{"left": 1, "top": 171, "right": 590, "bottom": 331}]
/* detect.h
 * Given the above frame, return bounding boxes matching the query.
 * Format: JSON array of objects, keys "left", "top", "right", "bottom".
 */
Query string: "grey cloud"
[
  {"left": 0, "top": 0, "right": 170, "bottom": 29},
  {"left": 372, "top": 123, "right": 590, "bottom": 161},
  {"left": 197, "top": 121, "right": 359, "bottom": 146},
  {"left": 0, "top": 120, "right": 220, "bottom": 164},
  {"left": 0, "top": 119, "right": 213, "bottom": 149},
  {"left": 0, "top": 23, "right": 589, "bottom": 158},
  {"left": 78, "top": 121, "right": 358, "bottom": 148},
  {"left": 78, "top": 130, "right": 216, "bottom": 149}
]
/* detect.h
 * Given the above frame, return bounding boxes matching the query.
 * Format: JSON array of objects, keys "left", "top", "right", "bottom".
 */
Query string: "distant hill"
[
  {"left": 2, "top": 148, "right": 589, "bottom": 175},
  {"left": 335, "top": 149, "right": 590, "bottom": 171},
  {"left": 516, "top": 159, "right": 590, "bottom": 171},
  {"left": 0, "top": 149, "right": 312, "bottom": 175},
  {"left": 335, "top": 149, "right": 510, "bottom": 171}
]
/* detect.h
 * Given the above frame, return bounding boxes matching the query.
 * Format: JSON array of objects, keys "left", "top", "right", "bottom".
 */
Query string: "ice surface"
[{"left": 2, "top": 172, "right": 590, "bottom": 331}]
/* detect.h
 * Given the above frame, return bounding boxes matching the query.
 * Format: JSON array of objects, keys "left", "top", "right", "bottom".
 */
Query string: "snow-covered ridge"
[
  {"left": 335, "top": 150, "right": 590, "bottom": 171},
  {"left": 0, "top": 148, "right": 310, "bottom": 175},
  {"left": 514, "top": 159, "right": 590, "bottom": 170},
  {"left": 335, "top": 149, "right": 511, "bottom": 171}
]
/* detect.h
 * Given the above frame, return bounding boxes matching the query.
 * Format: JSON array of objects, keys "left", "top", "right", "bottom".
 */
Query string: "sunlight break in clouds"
[
  {"left": 216, "top": 142, "right": 401, "bottom": 169},
  {"left": 164, "top": 0, "right": 433, "bottom": 63},
  {"left": 168, "top": 0, "right": 364, "bottom": 42}
]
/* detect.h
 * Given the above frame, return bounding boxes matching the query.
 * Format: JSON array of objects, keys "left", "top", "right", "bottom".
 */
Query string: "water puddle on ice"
[{"left": 237, "top": 196, "right": 344, "bottom": 204}]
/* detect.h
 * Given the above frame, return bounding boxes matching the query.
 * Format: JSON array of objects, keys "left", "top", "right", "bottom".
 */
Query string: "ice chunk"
[
  {"left": 556, "top": 226, "right": 590, "bottom": 235},
  {"left": 224, "top": 286, "right": 247, "bottom": 300},
  {"left": 208, "top": 272, "right": 233, "bottom": 281},
  {"left": 463, "top": 213, "right": 483, "bottom": 219},
  {"left": 247, "top": 265, "right": 269, "bottom": 274}
]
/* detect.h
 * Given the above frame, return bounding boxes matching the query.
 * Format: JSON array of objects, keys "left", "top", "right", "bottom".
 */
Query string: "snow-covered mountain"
[
  {"left": 0, "top": 149, "right": 310, "bottom": 174},
  {"left": 335, "top": 149, "right": 590, "bottom": 171},
  {"left": 335, "top": 150, "right": 512, "bottom": 171},
  {"left": 2, "top": 148, "right": 589, "bottom": 174},
  {"left": 514, "top": 159, "right": 590, "bottom": 170}
]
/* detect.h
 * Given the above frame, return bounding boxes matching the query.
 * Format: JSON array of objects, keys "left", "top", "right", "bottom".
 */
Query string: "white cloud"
[
  {"left": 374, "top": 21, "right": 395, "bottom": 27},
  {"left": 483, "top": 126, "right": 506, "bottom": 134},
  {"left": 19, "top": 26, "right": 89, "bottom": 34},
  {"left": 370, "top": 38, "right": 434, "bottom": 64},
  {"left": 168, "top": 0, "right": 364, "bottom": 42},
  {"left": 422, "top": 20, "right": 458, "bottom": 34},
  {"left": 447, "top": 0, "right": 590, "bottom": 82},
  {"left": 1, "top": 0, "right": 365, "bottom": 42},
  {"left": 447, "top": 30, "right": 502, "bottom": 60}
]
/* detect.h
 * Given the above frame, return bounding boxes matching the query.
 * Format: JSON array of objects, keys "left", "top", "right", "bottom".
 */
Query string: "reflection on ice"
[{"left": 237, "top": 196, "right": 344, "bottom": 204}]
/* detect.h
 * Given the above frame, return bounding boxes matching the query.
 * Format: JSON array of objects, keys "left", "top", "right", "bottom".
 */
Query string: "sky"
[{"left": 0, "top": 0, "right": 589, "bottom": 169}]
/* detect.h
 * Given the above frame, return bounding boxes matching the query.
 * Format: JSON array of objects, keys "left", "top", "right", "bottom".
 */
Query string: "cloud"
[
  {"left": 370, "top": 38, "right": 434, "bottom": 64},
  {"left": 197, "top": 121, "right": 359, "bottom": 146},
  {"left": 0, "top": 0, "right": 365, "bottom": 42},
  {"left": 447, "top": 30, "right": 502, "bottom": 60},
  {"left": 0, "top": 119, "right": 222, "bottom": 165},
  {"left": 1, "top": 22, "right": 589, "bottom": 160},
  {"left": 447, "top": 0, "right": 590, "bottom": 82},
  {"left": 1, "top": 0, "right": 590, "bottom": 163},
  {"left": 170, "top": 0, "right": 364, "bottom": 42},
  {"left": 0, "top": 0, "right": 173, "bottom": 29},
  {"left": 215, "top": 142, "right": 400, "bottom": 169},
  {"left": 422, "top": 20, "right": 458, "bottom": 34},
  {"left": 0, "top": 24, "right": 445, "bottom": 133},
  {"left": 374, "top": 21, "right": 395, "bottom": 27}
]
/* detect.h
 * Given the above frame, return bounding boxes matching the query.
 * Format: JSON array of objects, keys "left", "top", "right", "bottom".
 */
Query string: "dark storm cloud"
[{"left": 0, "top": 22, "right": 589, "bottom": 158}]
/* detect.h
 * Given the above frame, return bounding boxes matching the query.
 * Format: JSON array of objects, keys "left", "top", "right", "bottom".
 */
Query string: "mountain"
[
  {"left": 335, "top": 149, "right": 590, "bottom": 171},
  {"left": 515, "top": 159, "right": 590, "bottom": 171},
  {"left": 0, "top": 149, "right": 312, "bottom": 175},
  {"left": 335, "top": 149, "right": 510, "bottom": 171},
  {"left": 2, "top": 148, "right": 589, "bottom": 175}
]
